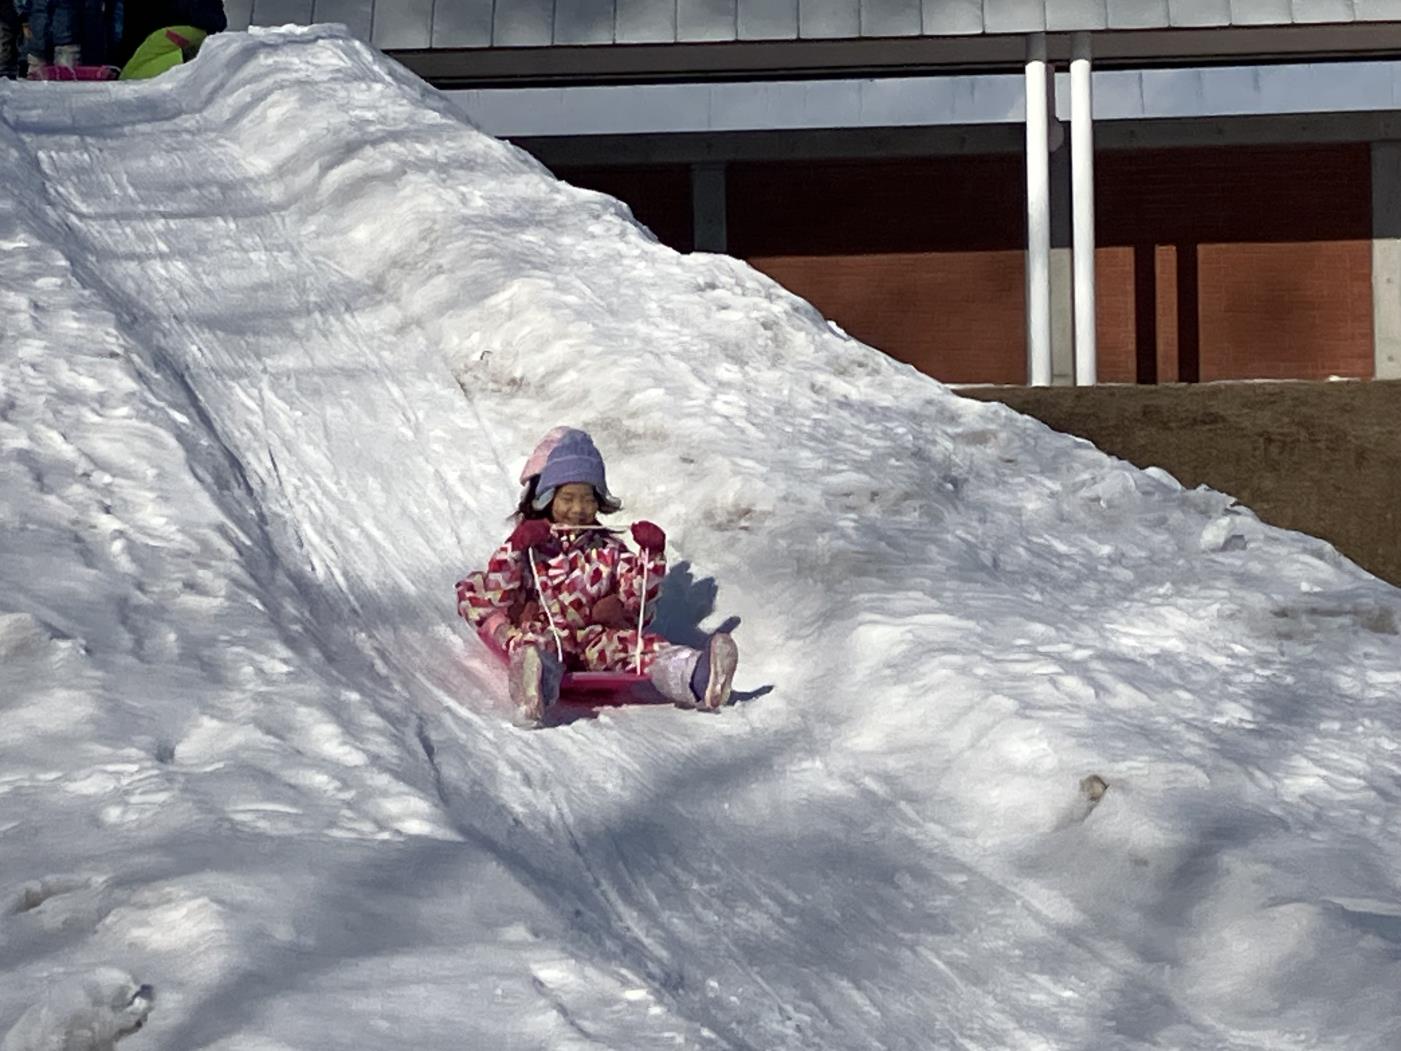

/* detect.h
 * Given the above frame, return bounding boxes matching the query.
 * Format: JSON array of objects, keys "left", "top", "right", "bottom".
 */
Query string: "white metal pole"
[
  {"left": 1071, "top": 32, "right": 1098, "bottom": 386},
  {"left": 1025, "top": 33, "right": 1053, "bottom": 387}
]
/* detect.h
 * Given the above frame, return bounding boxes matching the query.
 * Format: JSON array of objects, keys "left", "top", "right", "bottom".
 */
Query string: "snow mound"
[
  {"left": 1, "top": 968, "right": 153, "bottom": 1051},
  {"left": 2, "top": 23, "right": 1401, "bottom": 1049}
]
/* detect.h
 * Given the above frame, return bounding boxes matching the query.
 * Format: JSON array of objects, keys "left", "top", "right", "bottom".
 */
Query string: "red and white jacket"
[{"left": 456, "top": 528, "right": 665, "bottom": 643}]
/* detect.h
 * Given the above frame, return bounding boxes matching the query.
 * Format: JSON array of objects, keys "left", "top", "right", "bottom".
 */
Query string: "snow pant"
[
  {"left": 22, "top": 0, "right": 103, "bottom": 64},
  {"left": 1, "top": 0, "right": 19, "bottom": 78},
  {"left": 501, "top": 623, "right": 702, "bottom": 705}
]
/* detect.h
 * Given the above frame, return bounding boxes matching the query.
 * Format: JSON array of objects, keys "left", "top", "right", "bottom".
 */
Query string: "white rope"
[
  {"left": 634, "top": 556, "right": 649, "bottom": 675},
  {"left": 526, "top": 522, "right": 649, "bottom": 674},
  {"left": 526, "top": 546, "right": 565, "bottom": 663},
  {"left": 552, "top": 524, "right": 621, "bottom": 534}
]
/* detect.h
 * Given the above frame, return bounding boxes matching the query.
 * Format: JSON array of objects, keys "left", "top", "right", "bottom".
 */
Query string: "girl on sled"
[{"left": 455, "top": 428, "right": 738, "bottom": 725}]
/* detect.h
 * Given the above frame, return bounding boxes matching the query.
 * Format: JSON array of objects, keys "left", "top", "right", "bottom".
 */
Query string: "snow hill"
[{"left": 3, "top": 24, "right": 1401, "bottom": 1050}]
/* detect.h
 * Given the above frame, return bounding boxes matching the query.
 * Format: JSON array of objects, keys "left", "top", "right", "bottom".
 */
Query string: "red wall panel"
[
  {"left": 729, "top": 155, "right": 1028, "bottom": 383},
  {"left": 553, "top": 145, "right": 1374, "bottom": 383}
]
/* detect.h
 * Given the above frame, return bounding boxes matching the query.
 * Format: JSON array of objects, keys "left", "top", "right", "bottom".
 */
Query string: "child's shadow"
[
  {"left": 652, "top": 562, "right": 771, "bottom": 705},
  {"left": 549, "top": 562, "right": 771, "bottom": 724},
  {"left": 650, "top": 560, "right": 723, "bottom": 649}
]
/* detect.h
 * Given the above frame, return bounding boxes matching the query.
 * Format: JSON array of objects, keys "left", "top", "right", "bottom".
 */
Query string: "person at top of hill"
[
  {"left": 108, "top": 0, "right": 225, "bottom": 68},
  {"left": 16, "top": 0, "right": 101, "bottom": 72},
  {"left": 1, "top": 0, "right": 20, "bottom": 79},
  {"left": 455, "top": 427, "right": 738, "bottom": 723}
]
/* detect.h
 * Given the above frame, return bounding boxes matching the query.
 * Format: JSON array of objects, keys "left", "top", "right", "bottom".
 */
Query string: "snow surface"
[{"left": 2, "top": 24, "right": 1401, "bottom": 1050}]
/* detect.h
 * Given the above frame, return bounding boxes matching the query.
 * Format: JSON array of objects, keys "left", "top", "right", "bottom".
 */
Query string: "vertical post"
[
  {"left": 1025, "top": 33, "right": 1053, "bottom": 386},
  {"left": 1372, "top": 142, "right": 1401, "bottom": 379},
  {"left": 691, "top": 162, "right": 728, "bottom": 254},
  {"left": 1071, "top": 32, "right": 1098, "bottom": 386},
  {"left": 1050, "top": 147, "right": 1076, "bottom": 385}
]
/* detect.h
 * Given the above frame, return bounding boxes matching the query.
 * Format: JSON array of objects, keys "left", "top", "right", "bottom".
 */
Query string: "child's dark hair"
[{"left": 514, "top": 477, "right": 550, "bottom": 522}]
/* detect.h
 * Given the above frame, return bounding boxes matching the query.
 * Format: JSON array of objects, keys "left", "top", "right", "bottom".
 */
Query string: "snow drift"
[{"left": 2, "top": 24, "right": 1400, "bottom": 1049}]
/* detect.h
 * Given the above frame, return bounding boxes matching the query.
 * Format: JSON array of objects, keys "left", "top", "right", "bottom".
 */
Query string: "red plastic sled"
[{"left": 477, "top": 626, "right": 659, "bottom": 707}]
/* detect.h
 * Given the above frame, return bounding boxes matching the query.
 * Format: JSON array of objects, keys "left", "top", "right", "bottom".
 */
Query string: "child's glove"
[
  {"left": 590, "top": 594, "right": 631, "bottom": 629},
  {"left": 510, "top": 519, "right": 553, "bottom": 551},
  {"left": 631, "top": 521, "right": 665, "bottom": 552}
]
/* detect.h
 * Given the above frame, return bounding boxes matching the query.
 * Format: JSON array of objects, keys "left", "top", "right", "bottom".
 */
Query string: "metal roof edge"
[{"left": 390, "top": 23, "right": 1401, "bottom": 87}]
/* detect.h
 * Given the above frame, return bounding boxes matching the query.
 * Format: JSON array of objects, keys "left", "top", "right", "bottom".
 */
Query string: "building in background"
[{"left": 226, "top": 0, "right": 1401, "bottom": 386}]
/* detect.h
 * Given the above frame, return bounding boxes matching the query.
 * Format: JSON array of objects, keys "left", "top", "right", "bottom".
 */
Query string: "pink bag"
[{"left": 28, "top": 64, "right": 121, "bottom": 81}]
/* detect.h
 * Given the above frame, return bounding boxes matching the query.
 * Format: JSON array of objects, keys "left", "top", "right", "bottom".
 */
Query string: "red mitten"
[
  {"left": 631, "top": 521, "right": 666, "bottom": 552},
  {"left": 591, "top": 594, "right": 630, "bottom": 628},
  {"left": 509, "top": 519, "right": 553, "bottom": 551}
]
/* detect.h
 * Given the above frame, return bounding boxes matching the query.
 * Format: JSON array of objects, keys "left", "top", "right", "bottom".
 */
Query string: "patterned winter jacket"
[{"left": 456, "top": 527, "right": 664, "bottom": 644}]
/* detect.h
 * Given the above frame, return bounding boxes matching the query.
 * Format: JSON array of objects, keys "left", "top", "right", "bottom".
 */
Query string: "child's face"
[{"left": 550, "top": 483, "right": 599, "bottom": 526}]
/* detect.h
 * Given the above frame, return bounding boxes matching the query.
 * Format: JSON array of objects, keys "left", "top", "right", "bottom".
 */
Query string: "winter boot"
[
  {"left": 690, "top": 632, "right": 738, "bottom": 710},
  {"left": 53, "top": 43, "right": 80, "bottom": 68},
  {"left": 647, "top": 635, "right": 738, "bottom": 711},
  {"left": 648, "top": 645, "right": 699, "bottom": 709},
  {"left": 509, "top": 644, "right": 562, "bottom": 726}
]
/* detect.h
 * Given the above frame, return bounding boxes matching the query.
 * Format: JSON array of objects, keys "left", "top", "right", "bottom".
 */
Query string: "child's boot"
[
  {"left": 53, "top": 44, "right": 80, "bottom": 68},
  {"left": 690, "top": 632, "right": 738, "bottom": 710},
  {"left": 648, "top": 635, "right": 738, "bottom": 711},
  {"left": 509, "top": 644, "right": 562, "bottom": 726}
]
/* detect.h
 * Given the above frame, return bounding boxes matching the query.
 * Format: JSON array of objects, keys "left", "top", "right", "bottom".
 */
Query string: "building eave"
[{"left": 390, "top": 23, "right": 1401, "bottom": 88}]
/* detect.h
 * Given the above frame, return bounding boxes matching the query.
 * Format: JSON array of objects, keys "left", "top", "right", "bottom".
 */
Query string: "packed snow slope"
[{"left": 3, "top": 25, "right": 1401, "bottom": 1050}]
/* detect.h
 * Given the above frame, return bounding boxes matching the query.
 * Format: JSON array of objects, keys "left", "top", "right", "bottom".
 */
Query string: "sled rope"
[
  {"left": 526, "top": 547, "right": 566, "bottom": 663},
  {"left": 526, "top": 524, "right": 650, "bottom": 674},
  {"left": 634, "top": 558, "right": 648, "bottom": 675}
]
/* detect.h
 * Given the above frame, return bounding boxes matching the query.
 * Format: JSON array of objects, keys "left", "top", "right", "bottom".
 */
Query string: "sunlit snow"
[{"left": 3, "top": 24, "right": 1400, "bottom": 1050}]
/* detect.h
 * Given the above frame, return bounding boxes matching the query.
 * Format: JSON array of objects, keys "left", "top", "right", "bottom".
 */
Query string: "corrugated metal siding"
[
  {"left": 1046, "top": 0, "right": 1108, "bottom": 29},
  {"left": 494, "top": 0, "right": 554, "bottom": 46},
  {"left": 1165, "top": 0, "right": 1228, "bottom": 26},
  {"left": 739, "top": 0, "right": 800, "bottom": 40},
  {"left": 253, "top": 0, "right": 313, "bottom": 26},
  {"left": 317, "top": 0, "right": 372, "bottom": 40},
  {"left": 615, "top": 0, "right": 677, "bottom": 42},
  {"left": 678, "top": 0, "right": 739, "bottom": 42},
  {"left": 920, "top": 0, "right": 984, "bottom": 33},
  {"left": 373, "top": 0, "right": 432, "bottom": 48},
  {"left": 432, "top": 0, "right": 494, "bottom": 47},
  {"left": 244, "top": 0, "right": 1397, "bottom": 49},
  {"left": 555, "top": 0, "right": 618, "bottom": 45},
  {"left": 861, "top": 0, "right": 922, "bottom": 36}
]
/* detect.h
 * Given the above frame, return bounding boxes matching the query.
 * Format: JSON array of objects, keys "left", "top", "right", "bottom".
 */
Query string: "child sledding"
[{"left": 455, "top": 427, "right": 739, "bottom": 726}]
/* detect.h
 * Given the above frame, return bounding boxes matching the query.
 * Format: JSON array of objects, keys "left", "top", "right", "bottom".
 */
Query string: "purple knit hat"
[
  {"left": 519, "top": 426, "right": 573, "bottom": 485},
  {"left": 533, "top": 429, "right": 620, "bottom": 512}
]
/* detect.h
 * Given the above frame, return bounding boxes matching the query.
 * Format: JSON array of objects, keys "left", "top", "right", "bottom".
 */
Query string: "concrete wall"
[{"left": 958, "top": 380, "right": 1401, "bottom": 588}]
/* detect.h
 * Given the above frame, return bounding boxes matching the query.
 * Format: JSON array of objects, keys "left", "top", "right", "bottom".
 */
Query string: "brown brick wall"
[
  {"left": 728, "top": 155, "right": 1029, "bottom": 384},
  {"left": 751, "top": 251, "right": 1028, "bottom": 383},
  {"left": 548, "top": 145, "right": 1375, "bottom": 385},
  {"left": 1095, "top": 144, "right": 1374, "bottom": 383}
]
